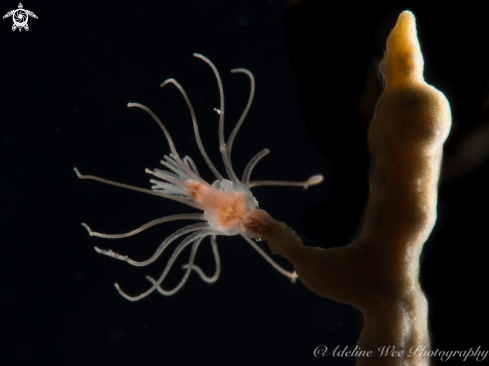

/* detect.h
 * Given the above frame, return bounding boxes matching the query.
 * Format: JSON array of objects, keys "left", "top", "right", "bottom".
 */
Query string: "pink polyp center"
[{"left": 185, "top": 180, "right": 249, "bottom": 235}]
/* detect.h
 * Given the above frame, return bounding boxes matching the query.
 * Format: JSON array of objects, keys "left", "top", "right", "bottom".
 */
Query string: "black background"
[{"left": 1, "top": 1, "right": 488, "bottom": 365}]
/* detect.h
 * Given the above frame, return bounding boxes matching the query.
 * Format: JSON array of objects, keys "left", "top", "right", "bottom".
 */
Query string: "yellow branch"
[{"left": 242, "top": 11, "right": 451, "bottom": 366}]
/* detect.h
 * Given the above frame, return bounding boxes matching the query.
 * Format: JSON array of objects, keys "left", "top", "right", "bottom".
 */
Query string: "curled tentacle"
[
  {"left": 182, "top": 235, "right": 221, "bottom": 283},
  {"left": 95, "top": 223, "right": 210, "bottom": 267},
  {"left": 115, "top": 229, "right": 218, "bottom": 301},
  {"left": 146, "top": 236, "right": 206, "bottom": 296}
]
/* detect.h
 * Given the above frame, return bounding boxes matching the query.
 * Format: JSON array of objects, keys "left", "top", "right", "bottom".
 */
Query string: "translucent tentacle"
[
  {"left": 145, "top": 236, "right": 205, "bottom": 296},
  {"left": 127, "top": 102, "right": 179, "bottom": 157},
  {"left": 149, "top": 180, "right": 189, "bottom": 196},
  {"left": 183, "top": 156, "right": 200, "bottom": 176},
  {"left": 115, "top": 230, "right": 217, "bottom": 301},
  {"left": 241, "top": 149, "right": 270, "bottom": 187},
  {"left": 74, "top": 168, "right": 204, "bottom": 210},
  {"left": 240, "top": 234, "right": 298, "bottom": 282},
  {"left": 227, "top": 68, "right": 255, "bottom": 168},
  {"left": 95, "top": 223, "right": 210, "bottom": 267},
  {"left": 160, "top": 78, "right": 224, "bottom": 181},
  {"left": 146, "top": 168, "right": 191, "bottom": 189},
  {"left": 193, "top": 54, "right": 226, "bottom": 155},
  {"left": 146, "top": 169, "right": 203, "bottom": 201},
  {"left": 182, "top": 234, "right": 221, "bottom": 283},
  {"left": 249, "top": 174, "right": 324, "bottom": 189},
  {"left": 82, "top": 213, "right": 205, "bottom": 239},
  {"left": 159, "top": 158, "right": 192, "bottom": 180},
  {"left": 127, "top": 103, "right": 208, "bottom": 186},
  {"left": 163, "top": 155, "right": 199, "bottom": 180},
  {"left": 193, "top": 54, "right": 241, "bottom": 185}
]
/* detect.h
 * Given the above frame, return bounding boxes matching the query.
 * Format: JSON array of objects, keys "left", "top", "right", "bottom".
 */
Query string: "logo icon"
[{"left": 3, "top": 3, "right": 37, "bottom": 32}]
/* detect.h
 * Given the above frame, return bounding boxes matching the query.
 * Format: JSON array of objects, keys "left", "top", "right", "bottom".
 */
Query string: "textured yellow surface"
[{"left": 243, "top": 11, "right": 451, "bottom": 365}]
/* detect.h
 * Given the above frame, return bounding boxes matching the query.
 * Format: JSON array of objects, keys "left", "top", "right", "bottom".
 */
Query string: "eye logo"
[{"left": 3, "top": 3, "right": 37, "bottom": 32}]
